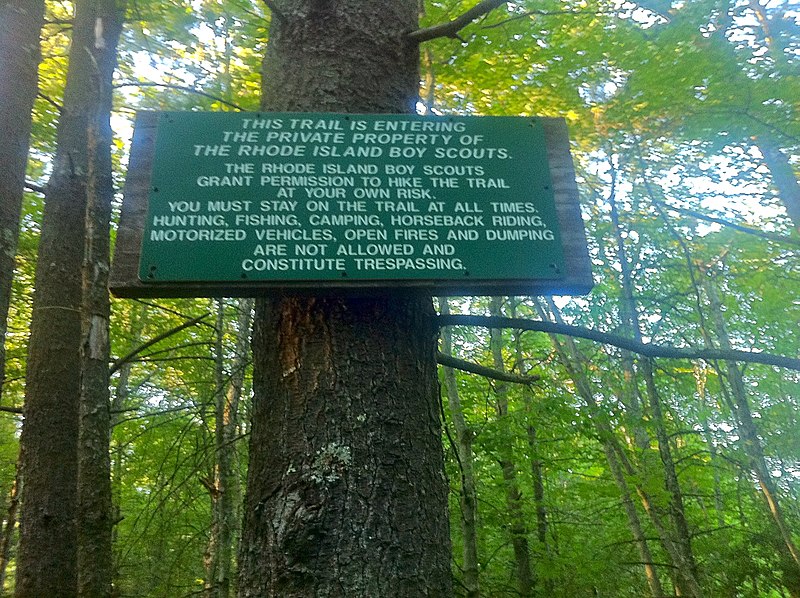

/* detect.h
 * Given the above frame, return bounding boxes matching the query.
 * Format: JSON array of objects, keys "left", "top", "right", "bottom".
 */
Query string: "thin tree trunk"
[
  {"left": 205, "top": 24, "right": 244, "bottom": 592},
  {"left": 76, "top": 2, "right": 123, "bottom": 596},
  {"left": 508, "top": 309, "right": 551, "bottom": 573},
  {"left": 702, "top": 271, "right": 800, "bottom": 577},
  {"left": 535, "top": 299, "right": 665, "bottom": 598},
  {"left": 640, "top": 358, "right": 703, "bottom": 596},
  {"left": 209, "top": 299, "right": 251, "bottom": 598},
  {"left": 0, "top": 467, "right": 21, "bottom": 593},
  {"left": 560, "top": 350, "right": 665, "bottom": 598},
  {"left": 609, "top": 188, "right": 703, "bottom": 597},
  {"left": 238, "top": 2, "right": 451, "bottom": 595},
  {"left": 440, "top": 299, "right": 480, "bottom": 598},
  {"left": 109, "top": 304, "right": 146, "bottom": 598},
  {"left": 221, "top": 299, "right": 251, "bottom": 598},
  {"left": 0, "top": 0, "right": 45, "bottom": 400},
  {"left": 542, "top": 296, "right": 705, "bottom": 597},
  {"left": 521, "top": 383, "right": 553, "bottom": 594},
  {"left": 489, "top": 298, "right": 533, "bottom": 597},
  {"left": 528, "top": 421, "right": 547, "bottom": 545},
  {"left": 756, "top": 136, "right": 800, "bottom": 235},
  {"left": 206, "top": 301, "right": 227, "bottom": 597},
  {"left": 693, "top": 367, "right": 725, "bottom": 529}
]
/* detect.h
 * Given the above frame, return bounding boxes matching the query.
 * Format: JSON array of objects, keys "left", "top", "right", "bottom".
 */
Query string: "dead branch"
[
  {"left": 110, "top": 313, "right": 210, "bottom": 375},
  {"left": 24, "top": 181, "right": 47, "bottom": 194},
  {"left": 113, "top": 82, "right": 244, "bottom": 111}
]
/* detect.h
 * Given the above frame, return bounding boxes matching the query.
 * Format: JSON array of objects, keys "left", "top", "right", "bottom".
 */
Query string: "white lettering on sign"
[{"left": 142, "top": 113, "right": 564, "bottom": 283}]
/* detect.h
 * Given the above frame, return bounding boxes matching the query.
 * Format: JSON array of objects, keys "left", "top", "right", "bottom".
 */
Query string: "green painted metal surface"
[{"left": 139, "top": 112, "right": 565, "bottom": 284}]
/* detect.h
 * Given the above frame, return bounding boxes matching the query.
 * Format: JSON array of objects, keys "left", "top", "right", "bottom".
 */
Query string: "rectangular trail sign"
[{"left": 110, "top": 111, "right": 592, "bottom": 297}]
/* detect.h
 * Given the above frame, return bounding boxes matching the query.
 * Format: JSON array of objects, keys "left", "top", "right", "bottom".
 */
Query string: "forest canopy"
[{"left": 0, "top": 0, "right": 798, "bottom": 596}]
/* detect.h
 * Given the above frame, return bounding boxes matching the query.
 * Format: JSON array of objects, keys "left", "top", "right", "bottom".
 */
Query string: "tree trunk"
[
  {"left": 206, "top": 301, "right": 227, "bottom": 597},
  {"left": 641, "top": 358, "right": 703, "bottom": 596},
  {"left": 521, "top": 383, "right": 553, "bottom": 595},
  {"left": 756, "top": 136, "right": 800, "bottom": 235},
  {"left": 239, "top": 296, "right": 451, "bottom": 597},
  {"left": 702, "top": 270, "right": 800, "bottom": 584},
  {"left": 0, "top": 0, "right": 45, "bottom": 399},
  {"left": 16, "top": 0, "right": 119, "bottom": 594},
  {"left": 76, "top": 2, "right": 123, "bottom": 596},
  {"left": 0, "top": 467, "right": 21, "bottom": 592},
  {"left": 509, "top": 305, "right": 551, "bottom": 576},
  {"left": 693, "top": 367, "right": 725, "bottom": 529},
  {"left": 609, "top": 189, "right": 703, "bottom": 597},
  {"left": 440, "top": 299, "right": 480, "bottom": 598},
  {"left": 238, "top": 3, "right": 450, "bottom": 595},
  {"left": 209, "top": 299, "right": 251, "bottom": 598},
  {"left": 489, "top": 298, "right": 533, "bottom": 597},
  {"left": 535, "top": 299, "right": 665, "bottom": 598},
  {"left": 109, "top": 303, "right": 146, "bottom": 597}
]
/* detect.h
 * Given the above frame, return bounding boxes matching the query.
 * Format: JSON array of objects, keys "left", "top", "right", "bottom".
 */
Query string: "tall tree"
[
  {"left": 0, "top": 2, "right": 44, "bottom": 588},
  {"left": 0, "top": 0, "right": 45, "bottom": 399},
  {"left": 701, "top": 266, "right": 800, "bottom": 591},
  {"left": 535, "top": 297, "right": 666, "bottom": 597},
  {"left": 608, "top": 183, "right": 703, "bottom": 596},
  {"left": 16, "top": 0, "right": 121, "bottom": 594},
  {"left": 237, "top": 3, "right": 452, "bottom": 596},
  {"left": 76, "top": 1, "right": 124, "bottom": 595},
  {"left": 207, "top": 298, "right": 251, "bottom": 598},
  {"left": 440, "top": 299, "right": 480, "bottom": 598},
  {"left": 489, "top": 299, "right": 534, "bottom": 597}
]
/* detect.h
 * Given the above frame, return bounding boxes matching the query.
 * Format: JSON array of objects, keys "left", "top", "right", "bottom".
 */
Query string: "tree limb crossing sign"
[{"left": 111, "top": 111, "right": 592, "bottom": 297}]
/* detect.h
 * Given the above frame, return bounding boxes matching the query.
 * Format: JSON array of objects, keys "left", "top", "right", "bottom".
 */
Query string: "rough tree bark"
[
  {"left": 16, "top": 0, "right": 120, "bottom": 595},
  {"left": 0, "top": 0, "right": 45, "bottom": 399},
  {"left": 237, "top": 4, "right": 451, "bottom": 596},
  {"left": 240, "top": 296, "right": 451, "bottom": 597}
]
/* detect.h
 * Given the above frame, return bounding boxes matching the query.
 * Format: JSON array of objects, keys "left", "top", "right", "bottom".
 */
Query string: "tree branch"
[
  {"left": 37, "top": 91, "right": 63, "bottom": 112},
  {"left": 408, "top": 0, "right": 508, "bottom": 43},
  {"left": 663, "top": 203, "right": 800, "bottom": 247},
  {"left": 437, "top": 351, "right": 540, "bottom": 384},
  {"left": 110, "top": 313, "right": 210, "bottom": 375},
  {"left": 0, "top": 405, "right": 23, "bottom": 415},
  {"left": 25, "top": 181, "right": 47, "bottom": 194},
  {"left": 437, "top": 314, "right": 800, "bottom": 372},
  {"left": 113, "top": 82, "right": 245, "bottom": 111},
  {"left": 480, "top": 9, "right": 602, "bottom": 30}
]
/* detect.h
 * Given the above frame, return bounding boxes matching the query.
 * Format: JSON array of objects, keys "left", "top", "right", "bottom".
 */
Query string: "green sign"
[{"left": 139, "top": 112, "right": 565, "bottom": 285}]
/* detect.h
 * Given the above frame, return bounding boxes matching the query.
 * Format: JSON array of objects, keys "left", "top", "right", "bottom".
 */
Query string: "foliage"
[{"left": 1, "top": 0, "right": 798, "bottom": 595}]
